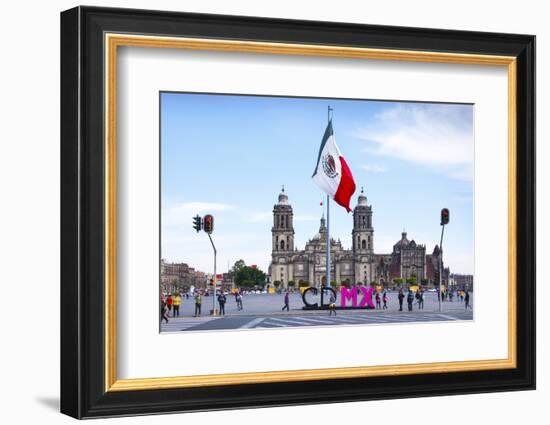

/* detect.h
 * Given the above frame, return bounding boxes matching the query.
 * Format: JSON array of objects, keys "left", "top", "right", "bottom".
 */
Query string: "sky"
[{"left": 160, "top": 92, "right": 474, "bottom": 276}]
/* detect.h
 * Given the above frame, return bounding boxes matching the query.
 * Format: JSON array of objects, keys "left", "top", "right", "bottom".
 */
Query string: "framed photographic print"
[{"left": 60, "top": 6, "right": 535, "bottom": 419}]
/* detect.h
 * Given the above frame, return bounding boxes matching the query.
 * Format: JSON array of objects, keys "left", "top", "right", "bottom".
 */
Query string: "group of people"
[
  {"left": 160, "top": 290, "right": 245, "bottom": 323},
  {"left": 159, "top": 293, "right": 183, "bottom": 323},
  {"left": 397, "top": 288, "right": 425, "bottom": 312}
]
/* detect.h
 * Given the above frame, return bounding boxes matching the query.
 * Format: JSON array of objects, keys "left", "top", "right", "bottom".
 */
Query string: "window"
[
  {"left": 280, "top": 240, "right": 285, "bottom": 250},
  {"left": 362, "top": 240, "right": 366, "bottom": 249}
]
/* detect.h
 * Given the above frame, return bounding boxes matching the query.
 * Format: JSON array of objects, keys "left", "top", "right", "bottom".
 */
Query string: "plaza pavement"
[{"left": 160, "top": 291, "right": 473, "bottom": 333}]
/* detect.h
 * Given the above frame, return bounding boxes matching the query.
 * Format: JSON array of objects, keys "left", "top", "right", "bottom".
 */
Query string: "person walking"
[
  {"left": 236, "top": 291, "right": 243, "bottom": 311},
  {"left": 160, "top": 301, "right": 169, "bottom": 324},
  {"left": 166, "top": 294, "right": 173, "bottom": 316},
  {"left": 217, "top": 291, "right": 227, "bottom": 316},
  {"left": 465, "top": 290, "right": 472, "bottom": 310},
  {"left": 375, "top": 291, "right": 381, "bottom": 310},
  {"left": 282, "top": 291, "right": 290, "bottom": 311},
  {"left": 398, "top": 288, "right": 405, "bottom": 311},
  {"left": 172, "top": 293, "right": 181, "bottom": 317},
  {"left": 417, "top": 288, "right": 424, "bottom": 310},
  {"left": 194, "top": 291, "right": 202, "bottom": 317},
  {"left": 382, "top": 291, "right": 388, "bottom": 309},
  {"left": 407, "top": 289, "right": 414, "bottom": 312},
  {"left": 328, "top": 292, "right": 337, "bottom": 316}
]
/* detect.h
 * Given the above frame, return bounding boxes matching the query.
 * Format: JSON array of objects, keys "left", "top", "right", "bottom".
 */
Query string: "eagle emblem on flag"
[{"left": 322, "top": 154, "right": 338, "bottom": 178}]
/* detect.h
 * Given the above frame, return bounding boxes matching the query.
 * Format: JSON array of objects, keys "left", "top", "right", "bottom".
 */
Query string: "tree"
[
  {"left": 288, "top": 280, "right": 295, "bottom": 287},
  {"left": 406, "top": 276, "right": 417, "bottom": 285},
  {"left": 298, "top": 280, "right": 309, "bottom": 288},
  {"left": 393, "top": 278, "right": 404, "bottom": 287},
  {"left": 234, "top": 265, "right": 266, "bottom": 288}
]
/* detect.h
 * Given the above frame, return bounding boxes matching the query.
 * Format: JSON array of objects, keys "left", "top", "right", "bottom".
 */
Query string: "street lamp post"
[
  {"left": 207, "top": 233, "right": 217, "bottom": 315},
  {"left": 438, "top": 225, "right": 445, "bottom": 313},
  {"left": 438, "top": 208, "right": 449, "bottom": 313}
]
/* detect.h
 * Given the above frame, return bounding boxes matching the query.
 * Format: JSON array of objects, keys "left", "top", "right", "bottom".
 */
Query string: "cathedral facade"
[{"left": 269, "top": 188, "right": 448, "bottom": 288}]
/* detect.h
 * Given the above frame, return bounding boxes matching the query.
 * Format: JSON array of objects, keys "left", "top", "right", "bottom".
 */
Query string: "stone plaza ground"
[{"left": 160, "top": 290, "right": 473, "bottom": 332}]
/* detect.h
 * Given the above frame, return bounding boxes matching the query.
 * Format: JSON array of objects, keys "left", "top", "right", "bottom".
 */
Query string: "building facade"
[
  {"left": 160, "top": 259, "right": 207, "bottom": 293},
  {"left": 270, "top": 188, "right": 449, "bottom": 288}
]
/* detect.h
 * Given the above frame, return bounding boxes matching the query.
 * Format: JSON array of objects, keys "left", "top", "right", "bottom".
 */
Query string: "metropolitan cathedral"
[{"left": 269, "top": 187, "right": 447, "bottom": 288}]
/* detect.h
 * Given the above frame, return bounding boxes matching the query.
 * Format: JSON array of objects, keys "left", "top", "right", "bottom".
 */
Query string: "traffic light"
[
  {"left": 192, "top": 215, "right": 202, "bottom": 232},
  {"left": 440, "top": 208, "right": 450, "bottom": 226},
  {"left": 203, "top": 214, "right": 214, "bottom": 234}
]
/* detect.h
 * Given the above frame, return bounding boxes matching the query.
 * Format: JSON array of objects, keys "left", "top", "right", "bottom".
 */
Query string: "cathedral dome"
[
  {"left": 278, "top": 185, "right": 288, "bottom": 205},
  {"left": 394, "top": 231, "right": 409, "bottom": 248}
]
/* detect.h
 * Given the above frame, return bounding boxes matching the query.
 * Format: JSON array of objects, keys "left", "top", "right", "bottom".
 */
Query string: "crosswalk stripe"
[
  {"left": 261, "top": 321, "right": 287, "bottom": 327},
  {"left": 160, "top": 316, "right": 217, "bottom": 332},
  {"left": 287, "top": 316, "right": 336, "bottom": 324},
  {"left": 268, "top": 317, "right": 313, "bottom": 325},
  {"left": 240, "top": 317, "right": 265, "bottom": 329}
]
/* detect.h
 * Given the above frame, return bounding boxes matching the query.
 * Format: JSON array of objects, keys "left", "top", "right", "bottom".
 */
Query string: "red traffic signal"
[
  {"left": 203, "top": 214, "right": 214, "bottom": 234},
  {"left": 440, "top": 208, "right": 450, "bottom": 226}
]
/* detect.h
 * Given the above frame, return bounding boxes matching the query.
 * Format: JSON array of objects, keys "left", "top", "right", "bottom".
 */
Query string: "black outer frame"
[{"left": 60, "top": 6, "right": 535, "bottom": 419}]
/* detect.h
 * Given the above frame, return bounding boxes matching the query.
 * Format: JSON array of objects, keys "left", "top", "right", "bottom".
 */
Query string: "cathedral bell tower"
[
  {"left": 353, "top": 188, "right": 374, "bottom": 253},
  {"left": 352, "top": 188, "right": 374, "bottom": 284},
  {"left": 271, "top": 186, "right": 295, "bottom": 287},
  {"left": 272, "top": 186, "right": 295, "bottom": 252}
]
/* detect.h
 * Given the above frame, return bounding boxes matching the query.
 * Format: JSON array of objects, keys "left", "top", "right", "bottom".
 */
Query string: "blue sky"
[{"left": 161, "top": 92, "right": 474, "bottom": 275}]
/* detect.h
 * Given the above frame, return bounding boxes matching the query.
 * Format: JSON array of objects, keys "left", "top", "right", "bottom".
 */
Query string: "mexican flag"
[{"left": 312, "top": 120, "right": 356, "bottom": 212}]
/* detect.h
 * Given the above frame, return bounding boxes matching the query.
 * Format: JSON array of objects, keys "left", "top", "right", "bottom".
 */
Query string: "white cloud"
[
  {"left": 361, "top": 164, "right": 387, "bottom": 173},
  {"left": 353, "top": 104, "right": 474, "bottom": 181}
]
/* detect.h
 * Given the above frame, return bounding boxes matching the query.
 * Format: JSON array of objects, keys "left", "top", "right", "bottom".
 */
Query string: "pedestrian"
[
  {"left": 407, "top": 289, "right": 414, "bottom": 312},
  {"left": 328, "top": 293, "right": 337, "bottom": 316},
  {"left": 382, "top": 291, "right": 388, "bottom": 309},
  {"left": 375, "top": 291, "right": 381, "bottom": 309},
  {"left": 236, "top": 291, "right": 243, "bottom": 311},
  {"left": 217, "top": 291, "right": 227, "bottom": 316},
  {"left": 160, "top": 301, "right": 169, "bottom": 324},
  {"left": 398, "top": 288, "right": 405, "bottom": 311},
  {"left": 418, "top": 288, "right": 424, "bottom": 310},
  {"left": 282, "top": 290, "right": 290, "bottom": 311},
  {"left": 166, "top": 294, "right": 173, "bottom": 316},
  {"left": 172, "top": 293, "right": 181, "bottom": 317},
  {"left": 465, "top": 290, "right": 471, "bottom": 310},
  {"left": 194, "top": 291, "right": 202, "bottom": 317}
]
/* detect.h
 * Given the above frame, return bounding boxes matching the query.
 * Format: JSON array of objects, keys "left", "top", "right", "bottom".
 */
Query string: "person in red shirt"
[{"left": 166, "top": 295, "right": 173, "bottom": 316}]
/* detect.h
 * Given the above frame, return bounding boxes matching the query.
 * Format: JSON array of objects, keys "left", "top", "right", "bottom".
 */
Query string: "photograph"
[{"left": 159, "top": 92, "right": 475, "bottom": 333}]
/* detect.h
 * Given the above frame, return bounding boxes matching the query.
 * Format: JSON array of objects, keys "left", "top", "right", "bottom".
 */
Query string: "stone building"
[
  {"left": 269, "top": 187, "right": 449, "bottom": 288},
  {"left": 160, "top": 259, "right": 206, "bottom": 292}
]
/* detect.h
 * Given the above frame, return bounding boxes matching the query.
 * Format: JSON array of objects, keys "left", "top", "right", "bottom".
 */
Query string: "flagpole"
[
  {"left": 326, "top": 194, "right": 330, "bottom": 289},
  {"left": 325, "top": 105, "right": 332, "bottom": 291}
]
